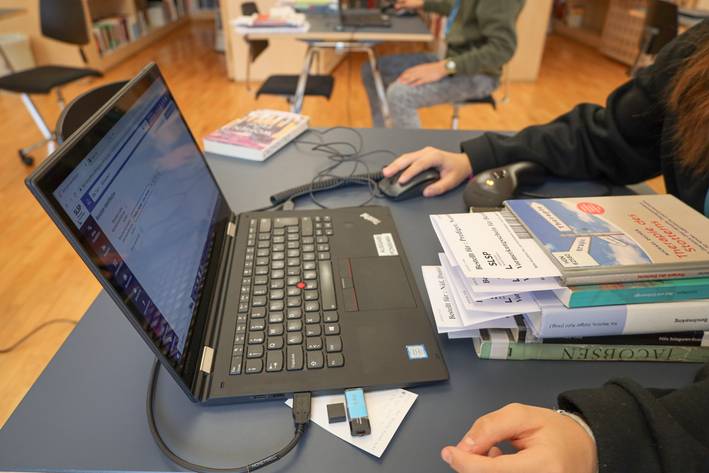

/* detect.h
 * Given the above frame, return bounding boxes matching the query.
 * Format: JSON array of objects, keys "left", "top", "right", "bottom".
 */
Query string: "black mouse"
[
  {"left": 463, "top": 161, "right": 545, "bottom": 210},
  {"left": 379, "top": 168, "right": 441, "bottom": 201}
]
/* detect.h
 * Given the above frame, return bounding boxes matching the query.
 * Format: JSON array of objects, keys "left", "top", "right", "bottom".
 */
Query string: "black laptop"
[
  {"left": 338, "top": 0, "right": 392, "bottom": 28},
  {"left": 26, "top": 63, "right": 447, "bottom": 403}
]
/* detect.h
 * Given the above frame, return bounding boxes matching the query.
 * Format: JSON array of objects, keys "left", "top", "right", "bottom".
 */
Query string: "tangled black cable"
[{"left": 288, "top": 127, "right": 396, "bottom": 209}]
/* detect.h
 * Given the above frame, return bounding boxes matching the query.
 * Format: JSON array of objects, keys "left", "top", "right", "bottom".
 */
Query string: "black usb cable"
[{"left": 146, "top": 358, "right": 312, "bottom": 473}]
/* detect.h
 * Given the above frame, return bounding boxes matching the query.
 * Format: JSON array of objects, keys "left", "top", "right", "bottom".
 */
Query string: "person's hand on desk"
[
  {"left": 383, "top": 146, "right": 471, "bottom": 197},
  {"left": 394, "top": 0, "right": 424, "bottom": 10},
  {"left": 398, "top": 61, "right": 448, "bottom": 86},
  {"left": 441, "top": 403, "right": 598, "bottom": 473}
]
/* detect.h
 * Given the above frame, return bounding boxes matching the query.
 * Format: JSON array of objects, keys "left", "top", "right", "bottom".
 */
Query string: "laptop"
[
  {"left": 26, "top": 63, "right": 448, "bottom": 403},
  {"left": 338, "top": 0, "right": 392, "bottom": 28}
]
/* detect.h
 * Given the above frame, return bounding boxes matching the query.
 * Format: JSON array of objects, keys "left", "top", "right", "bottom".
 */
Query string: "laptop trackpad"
[{"left": 349, "top": 257, "right": 416, "bottom": 311}]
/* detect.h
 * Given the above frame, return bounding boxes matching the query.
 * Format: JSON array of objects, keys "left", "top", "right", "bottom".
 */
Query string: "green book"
[
  {"left": 473, "top": 316, "right": 709, "bottom": 362},
  {"left": 554, "top": 277, "right": 709, "bottom": 308}
]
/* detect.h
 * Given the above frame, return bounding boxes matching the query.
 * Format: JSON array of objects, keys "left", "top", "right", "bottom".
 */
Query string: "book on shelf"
[
  {"left": 525, "top": 290, "right": 709, "bottom": 338},
  {"left": 554, "top": 277, "right": 709, "bottom": 308},
  {"left": 92, "top": 16, "right": 132, "bottom": 55},
  {"left": 504, "top": 195, "right": 709, "bottom": 286},
  {"left": 203, "top": 109, "right": 309, "bottom": 162},
  {"left": 473, "top": 314, "right": 709, "bottom": 362}
]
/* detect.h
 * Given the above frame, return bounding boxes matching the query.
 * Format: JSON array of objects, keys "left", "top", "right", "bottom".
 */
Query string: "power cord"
[
  {"left": 0, "top": 318, "right": 78, "bottom": 354},
  {"left": 146, "top": 358, "right": 311, "bottom": 473}
]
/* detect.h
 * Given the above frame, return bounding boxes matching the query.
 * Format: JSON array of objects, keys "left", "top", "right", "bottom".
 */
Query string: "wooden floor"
[{"left": 0, "top": 21, "right": 654, "bottom": 427}]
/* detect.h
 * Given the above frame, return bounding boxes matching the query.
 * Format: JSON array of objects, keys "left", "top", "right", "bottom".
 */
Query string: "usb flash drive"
[{"left": 344, "top": 388, "right": 371, "bottom": 436}]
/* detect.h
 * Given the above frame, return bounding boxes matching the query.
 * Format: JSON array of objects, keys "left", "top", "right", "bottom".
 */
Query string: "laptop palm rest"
[{"left": 345, "top": 257, "right": 416, "bottom": 311}]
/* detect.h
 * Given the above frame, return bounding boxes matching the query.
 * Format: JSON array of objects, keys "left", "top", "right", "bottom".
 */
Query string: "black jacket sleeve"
[
  {"left": 558, "top": 364, "right": 709, "bottom": 473},
  {"left": 459, "top": 21, "right": 703, "bottom": 185}
]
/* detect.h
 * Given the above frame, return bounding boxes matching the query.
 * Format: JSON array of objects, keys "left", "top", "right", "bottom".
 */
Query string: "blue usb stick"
[{"left": 344, "top": 388, "right": 371, "bottom": 436}]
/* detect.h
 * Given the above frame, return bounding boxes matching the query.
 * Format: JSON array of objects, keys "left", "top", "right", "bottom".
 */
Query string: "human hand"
[
  {"left": 383, "top": 146, "right": 472, "bottom": 197},
  {"left": 441, "top": 404, "right": 598, "bottom": 473},
  {"left": 397, "top": 61, "right": 448, "bottom": 87},
  {"left": 395, "top": 0, "right": 424, "bottom": 10}
]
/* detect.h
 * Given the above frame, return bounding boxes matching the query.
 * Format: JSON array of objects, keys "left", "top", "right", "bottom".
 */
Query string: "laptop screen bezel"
[{"left": 25, "top": 63, "right": 233, "bottom": 397}]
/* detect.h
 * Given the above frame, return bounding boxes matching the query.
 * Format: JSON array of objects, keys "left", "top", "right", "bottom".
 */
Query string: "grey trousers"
[{"left": 361, "top": 52, "right": 498, "bottom": 128}]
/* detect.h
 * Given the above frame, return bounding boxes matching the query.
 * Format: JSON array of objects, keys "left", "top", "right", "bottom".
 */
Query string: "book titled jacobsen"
[
  {"left": 525, "top": 291, "right": 709, "bottom": 338},
  {"left": 473, "top": 315, "right": 709, "bottom": 362},
  {"left": 505, "top": 195, "right": 709, "bottom": 286},
  {"left": 203, "top": 109, "right": 309, "bottom": 161},
  {"left": 554, "top": 277, "right": 709, "bottom": 308}
]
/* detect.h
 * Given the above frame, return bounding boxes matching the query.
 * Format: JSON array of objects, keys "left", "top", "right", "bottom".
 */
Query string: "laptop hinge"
[
  {"left": 226, "top": 222, "right": 236, "bottom": 238},
  {"left": 199, "top": 346, "right": 214, "bottom": 374}
]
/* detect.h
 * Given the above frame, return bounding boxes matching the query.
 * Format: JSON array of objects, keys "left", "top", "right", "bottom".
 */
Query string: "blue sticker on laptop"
[{"left": 405, "top": 344, "right": 428, "bottom": 360}]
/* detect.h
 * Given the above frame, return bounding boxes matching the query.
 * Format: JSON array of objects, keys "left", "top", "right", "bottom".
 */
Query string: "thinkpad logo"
[{"left": 359, "top": 212, "right": 381, "bottom": 225}]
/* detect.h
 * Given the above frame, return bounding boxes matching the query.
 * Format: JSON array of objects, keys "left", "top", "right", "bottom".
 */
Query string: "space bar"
[{"left": 319, "top": 261, "right": 337, "bottom": 311}]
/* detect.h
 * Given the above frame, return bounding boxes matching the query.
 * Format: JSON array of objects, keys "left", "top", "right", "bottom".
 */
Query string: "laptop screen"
[{"left": 38, "top": 67, "right": 227, "bottom": 367}]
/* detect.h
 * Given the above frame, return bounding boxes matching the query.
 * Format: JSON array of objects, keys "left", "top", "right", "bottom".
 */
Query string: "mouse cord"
[
  {"left": 285, "top": 127, "right": 395, "bottom": 209},
  {"left": 146, "top": 359, "right": 311, "bottom": 473}
]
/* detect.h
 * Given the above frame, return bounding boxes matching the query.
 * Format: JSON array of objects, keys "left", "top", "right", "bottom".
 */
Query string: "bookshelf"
[{"left": 77, "top": 0, "right": 220, "bottom": 71}]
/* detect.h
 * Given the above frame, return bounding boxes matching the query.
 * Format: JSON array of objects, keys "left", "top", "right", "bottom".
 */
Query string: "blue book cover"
[{"left": 505, "top": 195, "right": 709, "bottom": 285}]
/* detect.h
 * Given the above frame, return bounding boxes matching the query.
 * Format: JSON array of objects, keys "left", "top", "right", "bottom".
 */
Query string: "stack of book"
[
  {"left": 232, "top": 6, "right": 310, "bottom": 33},
  {"left": 422, "top": 195, "right": 709, "bottom": 362}
]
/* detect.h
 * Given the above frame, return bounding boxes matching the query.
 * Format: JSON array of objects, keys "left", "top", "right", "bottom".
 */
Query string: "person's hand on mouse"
[
  {"left": 394, "top": 0, "right": 423, "bottom": 10},
  {"left": 383, "top": 146, "right": 472, "bottom": 197},
  {"left": 441, "top": 403, "right": 598, "bottom": 473}
]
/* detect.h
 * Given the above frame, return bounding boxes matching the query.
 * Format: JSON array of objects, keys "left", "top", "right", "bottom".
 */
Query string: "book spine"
[
  {"left": 542, "top": 331, "right": 709, "bottom": 346},
  {"left": 536, "top": 299, "right": 709, "bottom": 338},
  {"left": 562, "top": 267, "right": 709, "bottom": 286},
  {"left": 559, "top": 283, "right": 709, "bottom": 308},
  {"left": 475, "top": 341, "right": 709, "bottom": 362}
]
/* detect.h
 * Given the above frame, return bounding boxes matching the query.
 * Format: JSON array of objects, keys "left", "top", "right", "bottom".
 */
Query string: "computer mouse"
[
  {"left": 379, "top": 168, "right": 441, "bottom": 201},
  {"left": 463, "top": 161, "right": 546, "bottom": 210}
]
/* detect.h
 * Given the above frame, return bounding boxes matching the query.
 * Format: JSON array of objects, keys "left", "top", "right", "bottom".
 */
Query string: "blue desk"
[{"left": 0, "top": 128, "right": 698, "bottom": 472}]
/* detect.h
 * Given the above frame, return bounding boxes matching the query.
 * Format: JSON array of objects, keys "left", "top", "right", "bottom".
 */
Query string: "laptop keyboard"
[{"left": 230, "top": 216, "right": 343, "bottom": 376}]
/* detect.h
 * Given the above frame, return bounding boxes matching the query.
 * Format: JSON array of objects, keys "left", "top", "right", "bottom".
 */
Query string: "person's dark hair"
[{"left": 667, "top": 35, "right": 709, "bottom": 176}]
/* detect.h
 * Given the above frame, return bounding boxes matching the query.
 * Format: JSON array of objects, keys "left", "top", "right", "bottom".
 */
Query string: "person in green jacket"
[{"left": 361, "top": 0, "right": 523, "bottom": 128}]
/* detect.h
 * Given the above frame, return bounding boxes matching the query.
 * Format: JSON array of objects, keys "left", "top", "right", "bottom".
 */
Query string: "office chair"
[
  {"left": 450, "top": 67, "right": 509, "bottom": 130},
  {"left": 630, "top": 0, "right": 678, "bottom": 77},
  {"left": 0, "top": 0, "right": 102, "bottom": 165},
  {"left": 55, "top": 81, "right": 128, "bottom": 144},
  {"left": 241, "top": 2, "right": 334, "bottom": 109}
]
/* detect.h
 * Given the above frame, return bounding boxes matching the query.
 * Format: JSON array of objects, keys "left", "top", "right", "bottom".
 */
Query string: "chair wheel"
[{"left": 19, "top": 150, "right": 34, "bottom": 166}]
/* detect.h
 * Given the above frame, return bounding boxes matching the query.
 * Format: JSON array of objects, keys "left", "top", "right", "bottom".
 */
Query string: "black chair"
[
  {"left": 450, "top": 67, "right": 509, "bottom": 130},
  {"left": 241, "top": 2, "right": 334, "bottom": 109},
  {"left": 55, "top": 81, "right": 128, "bottom": 144},
  {"left": 0, "top": 0, "right": 102, "bottom": 165},
  {"left": 630, "top": 0, "right": 678, "bottom": 77}
]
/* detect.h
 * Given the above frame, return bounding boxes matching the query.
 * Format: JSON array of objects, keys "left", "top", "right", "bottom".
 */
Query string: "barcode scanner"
[{"left": 463, "top": 161, "right": 546, "bottom": 211}]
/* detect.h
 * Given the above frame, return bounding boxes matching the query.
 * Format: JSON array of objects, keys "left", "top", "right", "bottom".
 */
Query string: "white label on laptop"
[{"left": 373, "top": 233, "right": 398, "bottom": 256}]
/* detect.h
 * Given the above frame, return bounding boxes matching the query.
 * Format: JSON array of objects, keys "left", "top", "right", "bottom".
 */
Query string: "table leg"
[
  {"left": 364, "top": 47, "right": 392, "bottom": 128},
  {"left": 292, "top": 46, "right": 317, "bottom": 113}
]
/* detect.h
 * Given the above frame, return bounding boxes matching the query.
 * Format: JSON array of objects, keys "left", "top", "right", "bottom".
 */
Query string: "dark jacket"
[
  {"left": 460, "top": 20, "right": 709, "bottom": 215},
  {"left": 423, "top": 0, "right": 524, "bottom": 77},
  {"left": 559, "top": 364, "right": 709, "bottom": 473}
]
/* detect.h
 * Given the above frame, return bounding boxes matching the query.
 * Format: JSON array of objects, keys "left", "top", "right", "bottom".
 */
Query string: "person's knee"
[{"left": 386, "top": 82, "right": 414, "bottom": 107}]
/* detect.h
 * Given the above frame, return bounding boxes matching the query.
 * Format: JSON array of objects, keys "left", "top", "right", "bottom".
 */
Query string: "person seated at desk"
[
  {"left": 361, "top": 0, "right": 523, "bottom": 129},
  {"left": 383, "top": 20, "right": 709, "bottom": 473}
]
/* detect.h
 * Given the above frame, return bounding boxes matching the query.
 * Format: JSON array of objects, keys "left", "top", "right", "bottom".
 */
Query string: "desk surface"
[
  {"left": 238, "top": 13, "right": 433, "bottom": 42},
  {"left": 0, "top": 128, "right": 698, "bottom": 473}
]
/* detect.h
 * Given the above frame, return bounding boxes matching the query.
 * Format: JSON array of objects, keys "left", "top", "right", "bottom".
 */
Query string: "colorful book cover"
[
  {"left": 555, "top": 277, "right": 709, "bottom": 308},
  {"left": 203, "top": 110, "right": 308, "bottom": 161},
  {"left": 505, "top": 195, "right": 709, "bottom": 285}
]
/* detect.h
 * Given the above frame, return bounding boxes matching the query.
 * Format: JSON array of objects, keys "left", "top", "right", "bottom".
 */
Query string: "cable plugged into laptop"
[{"left": 146, "top": 359, "right": 312, "bottom": 473}]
